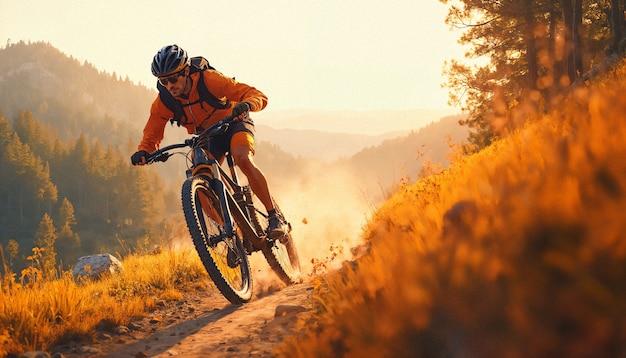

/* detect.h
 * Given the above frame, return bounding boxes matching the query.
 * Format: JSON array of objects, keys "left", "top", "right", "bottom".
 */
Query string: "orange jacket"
[{"left": 138, "top": 70, "right": 268, "bottom": 153}]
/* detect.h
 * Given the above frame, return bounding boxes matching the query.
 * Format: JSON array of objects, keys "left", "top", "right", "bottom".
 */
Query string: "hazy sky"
[{"left": 1, "top": 0, "right": 467, "bottom": 112}]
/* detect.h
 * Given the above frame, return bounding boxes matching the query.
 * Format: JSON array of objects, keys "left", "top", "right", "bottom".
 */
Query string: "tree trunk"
[
  {"left": 573, "top": 0, "right": 583, "bottom": 76},
  {"left": 547, "top": 6, "right": 560, "bottom": 104},
  {"left": 560, "top": 0, "right": 583, "bottom": 81},
  {"left": 523, "top": 0, "right": 539, "bottom": 90},
  {"left": 560, "top": 0, "right": 575, "bottom": 82},
  {"left": 610, "top": 0, "right": 625, "bottom": 53}
]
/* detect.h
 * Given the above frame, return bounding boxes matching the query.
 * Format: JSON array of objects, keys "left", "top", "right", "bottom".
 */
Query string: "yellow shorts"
[{"left": 231, "top": 131, "right": 255, "bottom": 154}]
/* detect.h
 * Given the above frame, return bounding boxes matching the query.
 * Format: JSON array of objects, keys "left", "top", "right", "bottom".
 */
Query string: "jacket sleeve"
[
  {"left": 137, "top": 97, "right": 171, "bottom": 153},
  {"left": 203, "top": 70, "right": 268, "bottom": 112}
]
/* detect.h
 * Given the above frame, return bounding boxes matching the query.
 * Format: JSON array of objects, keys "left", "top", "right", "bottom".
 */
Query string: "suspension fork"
[
  {"left": 192, "top": 148, "right": 237, "bottom": 241},
  {"left": 194, "top": 149, "right": 262, "bottom": 248}
]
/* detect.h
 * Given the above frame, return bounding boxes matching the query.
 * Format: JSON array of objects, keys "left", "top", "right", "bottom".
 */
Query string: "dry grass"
[
  {"left": 276, "top": 63, "right": 626, "bottom": 357},
  {"left": 0, "top": 246, "right": 207, "bottom": 355}
]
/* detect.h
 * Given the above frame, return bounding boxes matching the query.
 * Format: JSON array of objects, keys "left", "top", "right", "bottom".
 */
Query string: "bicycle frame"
[{"left": 190, "top": 142, "right": 266, "bottom": 250}]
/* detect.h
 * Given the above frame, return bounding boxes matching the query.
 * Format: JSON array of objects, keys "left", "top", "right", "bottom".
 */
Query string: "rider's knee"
[{"left": 233, "top": 152, "right": 254, "bottom": 171}]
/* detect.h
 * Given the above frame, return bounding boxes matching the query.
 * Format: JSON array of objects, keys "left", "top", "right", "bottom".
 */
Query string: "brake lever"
[
  {"left": 147, "top": 151, "right": 171, "bottom": 164},
  {"left": 155, "top": 152, "right": 172, "bottom": 162}
]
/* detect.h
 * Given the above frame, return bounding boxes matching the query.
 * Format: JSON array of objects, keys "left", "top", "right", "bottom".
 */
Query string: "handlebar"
[{"left": 145, "top": 115, "right": 235, "bottom": 164}]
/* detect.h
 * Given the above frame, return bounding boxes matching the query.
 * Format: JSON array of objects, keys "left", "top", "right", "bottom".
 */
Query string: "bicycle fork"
[{"left": 190, "top": 148, "right": 241, "bottom": 263}]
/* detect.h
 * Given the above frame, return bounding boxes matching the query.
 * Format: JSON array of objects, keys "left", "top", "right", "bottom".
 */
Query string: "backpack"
[{"left": 157, "top": 56, "right": 231, "bottom": 127}]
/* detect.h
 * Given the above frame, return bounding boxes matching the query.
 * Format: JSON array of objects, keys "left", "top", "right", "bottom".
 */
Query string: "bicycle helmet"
[{"left": 151, "top": 44, "right": 190, "bottom": 77}]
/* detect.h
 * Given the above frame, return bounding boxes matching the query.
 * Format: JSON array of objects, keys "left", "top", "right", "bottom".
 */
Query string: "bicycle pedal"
[
  {"left": 276, "top": 234, "right": 290, "bottom": 244},
  {"left": 267, "top": 227, "right": 286, "bottom": 239},
  {"left": 267, "top": 231, "right": 289, "bottom": 245}
]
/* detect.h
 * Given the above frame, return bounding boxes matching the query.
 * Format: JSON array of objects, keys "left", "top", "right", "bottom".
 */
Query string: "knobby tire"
[{"left": 181, "top": 176, "right": 252, "bottom": 304}]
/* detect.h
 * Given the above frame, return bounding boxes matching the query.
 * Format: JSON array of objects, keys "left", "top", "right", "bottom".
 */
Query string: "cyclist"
[{"left": 131, "top": 44, "right": 285, "bottom": 238}]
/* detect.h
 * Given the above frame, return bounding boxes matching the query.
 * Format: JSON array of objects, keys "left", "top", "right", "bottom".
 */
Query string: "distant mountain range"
[
  {"left": 255, "top": 125, "right": 405, "bottom": 161},
  {"left": 253, "top": 108, "right": 464, "bottom": 161},
  {"left": 255, "top": 114, "right": 467, "bottom": 163},
  {"left": 254, "top": 108, "right": 459, "bottom": 135}
]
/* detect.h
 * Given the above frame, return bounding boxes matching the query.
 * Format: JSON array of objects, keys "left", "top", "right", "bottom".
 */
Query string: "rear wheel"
[
  {"left": 181, "top": 176, "right": 252, "bottom": 304},
  {"left": 248, "top": 199, "right": 301, "bottom": 284},
  {"left": 264, "top": 228, "right": 302, "bottom": 285}
]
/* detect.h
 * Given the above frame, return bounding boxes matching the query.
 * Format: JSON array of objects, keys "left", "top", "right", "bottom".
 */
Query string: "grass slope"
[{"left": 277, "top": 62, "right": 626, "bottom": 357}]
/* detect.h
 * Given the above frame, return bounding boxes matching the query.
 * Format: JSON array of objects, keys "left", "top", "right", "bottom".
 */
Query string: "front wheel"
[{"left": 181, "top": 176, "right": 252, "bottom": 304}]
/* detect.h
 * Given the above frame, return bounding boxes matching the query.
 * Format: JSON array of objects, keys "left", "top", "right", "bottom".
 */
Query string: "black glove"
[
  {"left": 131, "top": 150, "right": 149, "bottom": 165},
  {"left": 232, "top": 102, "right": 251, "bottom": 117}
]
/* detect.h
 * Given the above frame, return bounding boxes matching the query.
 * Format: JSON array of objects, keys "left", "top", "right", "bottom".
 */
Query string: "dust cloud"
[
  {"left": 271, "top": 161, "right": 374, "bottom": 276},
  {"left": 250, "top": 160, "right": 375, "bottom": 295}
]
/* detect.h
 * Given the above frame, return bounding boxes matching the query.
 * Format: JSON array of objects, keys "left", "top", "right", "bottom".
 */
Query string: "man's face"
[{"left": 159, "top": 69, "right": 187, "bottom": 97}]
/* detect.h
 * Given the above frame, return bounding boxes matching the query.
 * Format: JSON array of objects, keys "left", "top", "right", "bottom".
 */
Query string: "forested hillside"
[
  {"left": 0, "top": 111, "right": 173, "bottom": 272},
  {"left": 0, "top": 42, "right": 175, "bottom": 272},
  {"left": 0, "top": 41, "right": 155, "bottom": 148},
  {"left": 339, "top": 114, "right": 468, "bottom": 201}
]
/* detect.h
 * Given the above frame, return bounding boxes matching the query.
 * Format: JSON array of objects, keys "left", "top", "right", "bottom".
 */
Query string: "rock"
[
  {"left": 78, "top": 346, "right": 101, "bottom": 355},
  {"left": 127, "top": 322, "right": 143, "bottom": 331},
  {"left": 115, "top": 326, "right": 131, "bottom": 335},
  {"left": 274, "top": 305, "right": 308, "bottom": 318},
  {"left": 97, "top": 333, "right": 112, "bottom": 341},
  {"left": 72, "top": 254, "right": 123, "bottom": 280},
  {"left": 18, "top": 352, "right": 51, "bottom": 358}
]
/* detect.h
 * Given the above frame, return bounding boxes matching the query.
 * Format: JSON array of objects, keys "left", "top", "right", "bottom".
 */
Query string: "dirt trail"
[{"left": 53, "top": 282, "right": 315, "bottom": 358}]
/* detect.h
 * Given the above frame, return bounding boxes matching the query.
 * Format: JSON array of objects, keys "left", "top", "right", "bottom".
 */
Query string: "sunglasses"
[{"left": 158, "top": 71, "right": 184, "bottom": 86}]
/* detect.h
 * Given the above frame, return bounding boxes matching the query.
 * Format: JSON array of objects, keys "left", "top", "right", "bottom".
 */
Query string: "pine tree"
[
  {"left": 34, "top": 213, "right": 58, "bottom": 279},
  {"left": 441, "top": 0, "right": 614, "bottom": 150},
  {"left": 0, "top": 115, "right": 13, "bottom": 228},
  {"left": 13, "top": 110, "right": 55, "bottom": 161},
  {"left": 55, "top": 197, "right": 80, "bottom": 267},
  {"left": 0, "top": 114, "right": 11, "bottom": 147}
]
